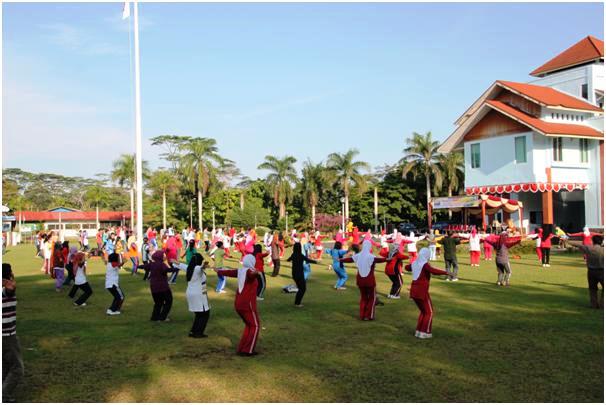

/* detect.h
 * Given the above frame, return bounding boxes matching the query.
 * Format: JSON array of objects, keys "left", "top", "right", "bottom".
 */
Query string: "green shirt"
[
  {"left": 185, "top": 247, "right": 197, "bottom": 264},
  {"left": 214, "top": 249, "right": 225, "bottom": 268},
  {"left": 441, "top": 237, "right": 461, "bottom": 260}
]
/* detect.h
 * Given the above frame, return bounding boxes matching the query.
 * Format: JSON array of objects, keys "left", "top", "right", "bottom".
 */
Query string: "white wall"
[
  {"left": 464, "top": 131, "right": 534, "bottom": 187},
  {"left": 530, "top": 63, "right": 604, "bottom": 106}
]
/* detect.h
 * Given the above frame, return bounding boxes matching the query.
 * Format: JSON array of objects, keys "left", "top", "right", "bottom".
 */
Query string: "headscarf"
[
  {"left": 471, "top": 226, "right": 477, "bottom": 237},
  {"left": 583, "top": 226, "right": 590, "bottom": 236},
  {"left": 152, "top": 249, "right": 165, "bottom": 262},
  {"left": 496, "top": 231, "right": 508, "bottom": 249},
  {"left": 238, "top": 254, "right": 256, "bottom": 293},
  {"left": 411, "top": 248, "right": 430, "bottom": 281},
  {"left": 67, "top": 246, "right": 78, "bottom": 262},
  {"left": 352, "top": 240, "right": 375, "bottom": 278},
  {"left": 387, "top": 243, "right": 400, "bottom": 260}
]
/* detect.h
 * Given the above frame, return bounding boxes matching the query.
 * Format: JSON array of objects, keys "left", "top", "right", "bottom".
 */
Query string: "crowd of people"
[{"left": 2, "top": 221, "right": 602, "bottom": 400}]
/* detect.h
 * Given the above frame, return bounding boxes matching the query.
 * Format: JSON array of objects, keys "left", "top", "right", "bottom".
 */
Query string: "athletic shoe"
[
  {"left": 496, "top": 282, "right": 502, "bottom": 286},
  {"left": 387, "top": 294, "right": 393, "bottom": 299},
  {"left": 452, "top": 278, "right": 459, "bottom": 282},
  {"left": 218, "top": 290, "right": 227, "bottom": 294},
  {"left": 108, "top": 310, "right": 121, "bottom": 316},
  {"left": 295, "top": 304, "right": 304, "bottom": 308},
  {"left": 106, "top": 309, "right": 113, "bottom": 315},
  {"left": 337, "top": 287, "right": 347, "bottom": 290},
  {"left": 256, "top": 297, "right": 264, "bottom": 301},
  {"left": 445, "top": 278, "right": 451, "bottom": 282},
  {"left": 414, "top": 330, "right": 420, "bottom": 337},
  {"left": 74, "top": 302, "right": 87, "bottom": 307},
  {"left": 391, "top": 295, "right": 401, "bottom": 299}
]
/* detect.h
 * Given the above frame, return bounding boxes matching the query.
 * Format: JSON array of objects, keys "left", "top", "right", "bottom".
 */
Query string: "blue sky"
[{"left": 3, "top": 2, "right": 604, "bottom": 181}]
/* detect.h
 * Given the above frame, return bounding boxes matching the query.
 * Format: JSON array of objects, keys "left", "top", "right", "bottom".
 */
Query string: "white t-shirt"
[
  {"left": 75, "top": 264, "right": 87, "bottom": 285},
  {"left": 82, "top": 232, "right": 89, "bottom": 246},
  {"left": 105, "top": 263, "right": 120, "bottom": 288}
]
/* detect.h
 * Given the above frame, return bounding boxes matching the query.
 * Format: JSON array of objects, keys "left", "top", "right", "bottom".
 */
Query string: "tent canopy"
[{"left": 431, "top": 194, "right": 522, "bottom": 214}]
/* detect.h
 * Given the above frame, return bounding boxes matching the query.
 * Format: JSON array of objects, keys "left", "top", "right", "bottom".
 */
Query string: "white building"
[{"left": 440, "top": 36, "right": 604, "bottom": 232}]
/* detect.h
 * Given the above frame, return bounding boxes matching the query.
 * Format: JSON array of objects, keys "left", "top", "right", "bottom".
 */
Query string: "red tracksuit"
[
  {"left": 342, "top": 257, "right": 386, "bottom": 320},
  {"left": 216, "top": 269, "right": 260, "bottom": 354},
  {"left": 382, "top": 251, "right": 409, "bottom": 297},
  {"left": 405, "top": 263, "right": 448, "bottom": 335}
]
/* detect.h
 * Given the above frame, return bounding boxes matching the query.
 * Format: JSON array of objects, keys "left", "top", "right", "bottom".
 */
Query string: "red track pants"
[
  {"left": 483, "top": 246, "right": 492, "bottom": 260},
  {"left": 358, "top": 286, "right": 376, "bottom": 320},
  {"left": 470, "top": 251, "right": 481, "bottom": 265},
  {"left": 408, "top": 252, "right": 418, "bottom": 264},
  {"left": 535, "top": 247, "right": 542, "bottom": 262},
  {"left": 413, "top": 295, "right": 433, "bottom": 334},
  {"left": 236, "top": 306, "right": 260, "bottom": 354}
]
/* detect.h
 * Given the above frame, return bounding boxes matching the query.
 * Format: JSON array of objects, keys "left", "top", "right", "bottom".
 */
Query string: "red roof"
[
  {"left": 14, "top": 211, "right": 132, "bottom": 222},
  {"left": 497, "top": 80, "right": 603, "bottom": 112},
  {"left": 486, "top": 100, "right": 603, "bottom": 138},
  {"left": 531, "top": 36, "right": 604, "bottom": 77}
]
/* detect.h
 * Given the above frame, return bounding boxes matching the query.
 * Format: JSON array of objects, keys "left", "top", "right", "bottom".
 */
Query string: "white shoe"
[
  {"left": 546, "top": 264, "right": 550, "bottom": 267},
  {"left": 414, "top": 330, "right": 420, "bottom": 337},
  {"left": 106, "top": 309, "right": 113, "bottom": 315},
  {"left": 387, "top": 294, "right": 393, "bottom": 299},
  {"left": 337, "top": 287, "right": 347, "bottom": 290},
  {"left": 256, "top": 297, "right": 264, "bottom": 301},
  {"left": 445, "top": 278, "right": 451, "bottom": 282},
  {"left": 452, "top": 278, "right": 459, "bottom": 282},
  {"left": 217, "top": 290, "right": 226, "bottom": 294},
  {"left": 391, "top": 295, "right": 401, "bottom": 300}
]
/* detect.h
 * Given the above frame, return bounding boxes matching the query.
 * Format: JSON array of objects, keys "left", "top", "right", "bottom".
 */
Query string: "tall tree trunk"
[
  {"left": 162, "top": 189, "right": 167, "bottom": 231},
  {"left": 426, "top": 175, "right": 432, "bottom": 230},
  {"left": 279, "top": 202, "right": 285, "bottom": 219},
  {"left": 240, "top": 192, "right": 245, "bottom": 210},
  {"left": 198, "top": 190, "right": 203, "bottom": 230},
  {"left": 190, "top": 200, "right": 193, "bottom": 228},
  {"left": 448, "top": 187, "right": 453, "bottom": 220},
  {"left": 374, "top": 187, "right": 379, "bottom": 233},
  {"left": 96, "top": 204, "right": 100, "bottom": 230},
  {"left": 129, "top": 187, "right": 134, "bottom": 230},
  {"left": 311, "top": 204, "right": 316, "bottom": 229}
]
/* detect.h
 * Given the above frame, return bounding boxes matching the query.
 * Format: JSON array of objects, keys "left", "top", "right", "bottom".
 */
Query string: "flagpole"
[{"left": 133, "top": 0, "right": 144, "bottom": 247}]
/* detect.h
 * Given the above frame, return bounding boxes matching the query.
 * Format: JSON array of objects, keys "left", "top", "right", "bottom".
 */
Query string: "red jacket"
[
  {"left": 216, "top": 269, "right": 258, "bottom": 312},
  {"left": 254, "top": 252, "right": 269, "bottom": 272},
  {"left": 405, "top": 263, "right": 448, "bottom": 299},
  {"left": 569, "top": 232, "right": 596, "bottom": 246},
  {"left": 341, "top": 257, "right": 387, "bottom": 287},
  {"left": 383, "top": 252, "right": 409, "bottom": 276},
  {"left": 539, "top": 234, "right": 555, "bottom": 248}
]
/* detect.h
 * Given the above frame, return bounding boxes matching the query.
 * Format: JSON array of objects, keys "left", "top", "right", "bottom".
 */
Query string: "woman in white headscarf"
[
  {"left": 340, "top": 240, "right": 386, "bottom": 321},
  {"left": 215, "top": 254, "right": 260, "bottom": 356},
  {"left": 405, "top": 247, "right": 450, "bottom": 339}
]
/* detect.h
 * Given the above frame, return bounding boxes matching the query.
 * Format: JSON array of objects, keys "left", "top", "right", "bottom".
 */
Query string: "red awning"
[{"left": 465, "top": 183, "right": 588, "bottom": 195}]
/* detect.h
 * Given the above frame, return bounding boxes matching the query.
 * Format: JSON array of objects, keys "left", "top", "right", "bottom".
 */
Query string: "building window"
[
  {"left": 580, "top": 138, "right": 589, "bottom": 163},
  {"left": 515, "top": 136, "right": 527, "bottom": 163},
  {"left": 581, "top": 84, "right": 588, "bottom": 99},
  {"left": 553, "top": 137, "right": 563, "bottom": 161},
  {"left": 470, "top": 143, "right": 481, "bottom": 168},
  {"left": 551, "top": 113, "right": 554, "bottom": 119}
]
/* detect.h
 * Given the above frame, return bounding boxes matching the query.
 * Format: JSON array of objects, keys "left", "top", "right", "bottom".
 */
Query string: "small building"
[
  {"left": 14, "top": 207, "right": 132, "bottom": 238},
  {"left": 440, "top": 36, "right": 604, "bottom": 232}
]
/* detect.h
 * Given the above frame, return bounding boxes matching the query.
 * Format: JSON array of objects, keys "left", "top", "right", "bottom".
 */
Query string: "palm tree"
[
  {"left": 326, "top": 149, "right": 370, "bottom": 221},
  {"left": 301, "top": 160, "right": 326, "bottom": 229},
  {"left": 84, "top": 185, "right": 109, "bottom": 229},
  {"left": 400, "top": 131, "right": 443, "bottom": 229},
  {"left": 178, "top": 137, "right": 224, "bottom": 230},
  {"left": 111, "top": 154, "right": 149, "bottom": 229},
  {"left": 149, "top": 169, "right": 178, "bottom": 230},
  {"left": 438, "top": 152, "right": 465, "bottom": 219},
  {"left": 235, "top": 176, "right": 252, "bottom": 210},
  {"left": 257, "top": 155, "right": 298, "bottom": 219}
]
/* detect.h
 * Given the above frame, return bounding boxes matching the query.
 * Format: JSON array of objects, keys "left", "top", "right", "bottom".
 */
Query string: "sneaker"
[
  {"left": 295, "top": 304, "right": 304, "bottom": 308},
  {"left": 387, "top": 294, "right": 393, "bottom": 299},
  {"left": 218, "top": 290, "right": 227, "bottom": 294},
  {"left": 107, "top": 310, "right": 121, "bottom": 316},
  {"left": 256, "top": 297, "right": 264, "bottom": 301},
  {"left": 74, "top": 302, "right": 87, "bottom": 307},
  {"left": 391, "top": 295, "right": 401, "bottom": 300},
  {"left": 452, "top": 278, "right": 459, "bottom": 282},
  {"left": 106, "top": 309, "right": 113, "bottom": 315},
  {"left": 445, "top": 278, "right": 451, "bottom": 282},
  {"left": 414, "top": 330, "right": 420, "bottom": 337},
  {"left": 337, "top": 287, "right": 347, "bottom": 290},
  {"left": 496, "top": 282, "right": 502, "bottom": 286}
]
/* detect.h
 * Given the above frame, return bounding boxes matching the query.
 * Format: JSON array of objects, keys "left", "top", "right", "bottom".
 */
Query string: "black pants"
[
  {"left": 387, "top": 273, "right": 403, "bottom": 296},
  {"left": 2, "top": 335, "right": 24, "bottom": 401},
  {"left": 142, "top": 260, "right": 151, "bottom": 280},
  {"left": 541, "top": 248, "right": 551, "bottom": 265},
  {"left": 271, "top": 259, "right": 281, "bottom": 276},
  {"left": 107, "top": 285, "right": 124, "bottom": 312},
  {"left": 63, "top": 265, "right": 74, "bottom": 286},
  {"left": 294, "top": 277, "right": 306, "bottom": 305},
  {"left": 69, "top": 282, "right": 93, "bottom": 305},
  {"left": 151, "top": 290, "right": 173, "bottom": 321},
  {"left": 191, "top": 310, "right": 210, "bottom": 336},
  {"left": 257, "top": 272, "right": 266, "bottom": 298},
  {"left": 204, "top": 241, "right": 210, "bottom": 252}
]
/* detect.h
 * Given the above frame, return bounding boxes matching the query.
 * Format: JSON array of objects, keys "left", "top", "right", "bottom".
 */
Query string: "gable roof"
[
  {"left": 454, "top": 80, "right": 602, "bottom": 126},
  {"left": 440, "top": 100, "right": 603, "bottom": 153},
  {"left": 530, "top": 36, "right": 604, "bottom": 77},
  {"left": 485, "top": 100, "right": 603, "bottom": 138},
  {"left": 497, "top": 81, "right": 603, "bottom": 112}
]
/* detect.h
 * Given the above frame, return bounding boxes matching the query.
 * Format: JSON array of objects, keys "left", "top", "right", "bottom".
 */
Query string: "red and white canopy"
[{"left": 465, "top": 182, "right": 588, "bottom": 195}]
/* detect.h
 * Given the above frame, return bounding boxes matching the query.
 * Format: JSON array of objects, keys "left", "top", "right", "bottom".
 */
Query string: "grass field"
[{"left": 3, "top": 243, "right": 603, "bottom": 402}]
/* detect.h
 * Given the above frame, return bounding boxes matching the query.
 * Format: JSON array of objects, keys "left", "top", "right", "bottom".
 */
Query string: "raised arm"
[
  {"left": 427, "top": 263, "right": 449, "bottom": 276},
  {"left": 505, "top": 236, "right": 522, "bottom": 248},
  {"left": 339, "top": 257, "right": 354, "bottom": 263},
  {"left": 216, "top": 269, "right": 239, "bottom": 278},
  {"left": 373, "top": 257, "right": 387, "bottom": 264},
  {"left": 303, "top": 256, "right": 318, "bottom": 264},
  {"left": 566, "top": 240, "right": 588, "bottom": 253}
]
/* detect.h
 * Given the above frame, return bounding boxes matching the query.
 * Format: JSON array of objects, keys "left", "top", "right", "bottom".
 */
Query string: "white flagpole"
[{"left": 133, "top": 0, "right": 144, "bottom": 247}]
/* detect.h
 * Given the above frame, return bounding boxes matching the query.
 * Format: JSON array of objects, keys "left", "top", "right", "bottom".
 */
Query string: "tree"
[
  {"left": 235, "top": 176, "right": 253, "bottom": 210},
  {"left": 149, "top": 169, "right": 178, "bottom": 230},
  {"left": 84, "top": 184, "right": 109, "bottom": 229},
  {"left": 150, "top": 135, "right": 191, "bottom": 170},
  {"left": 178, "top": 137, "right": 224, "bottom": 230},
  {"left": 257, "top": 155, "right": 298, "bottom": 219},
  {"left": 438, "top": 152, "right": 465, "bottom": 219},
  {"left": 400, "top": 131, "right": 443, "bottom": 229},
  {"left": 326, "top": 149, "right": 370, "bottom": 221},
  {"left": 301, "top": 160, "right": 326, "bottom": 229}
]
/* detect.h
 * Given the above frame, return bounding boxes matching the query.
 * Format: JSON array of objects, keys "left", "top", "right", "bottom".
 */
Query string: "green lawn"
[{"left": 3, "top": 243, "right": 603, "bottom": 402}]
